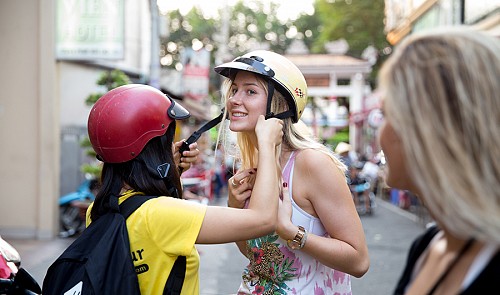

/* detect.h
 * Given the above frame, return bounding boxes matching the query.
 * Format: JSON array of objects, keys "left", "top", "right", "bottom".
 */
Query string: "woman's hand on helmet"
[
  {"left": 173, "top": 141, "right": 199, "bottom": 173},
  {"left": 227, "top": 168, "right": 256, "bottom": 209},
  {"left": 255, "top": 115, "right": 283, "bottom": 149}
]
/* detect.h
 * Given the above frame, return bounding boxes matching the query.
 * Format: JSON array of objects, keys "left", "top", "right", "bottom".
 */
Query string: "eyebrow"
[{"left": 232, "top": 81, "right": 260, "bottom": 87}]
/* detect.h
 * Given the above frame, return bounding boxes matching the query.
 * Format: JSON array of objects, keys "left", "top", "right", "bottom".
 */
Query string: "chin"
[{"left": 229, "top": 122, "right": 253, "bottom": 133}]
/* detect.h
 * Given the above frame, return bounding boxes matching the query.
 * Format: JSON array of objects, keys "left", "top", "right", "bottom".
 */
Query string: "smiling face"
[{"left": 226, "top": 71, "right": 268, "bottom": 133}]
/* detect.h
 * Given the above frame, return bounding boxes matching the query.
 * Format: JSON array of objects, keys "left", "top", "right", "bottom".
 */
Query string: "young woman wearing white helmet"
[{"left": 215, "top": 50, "right": 369, "bottom": 294}]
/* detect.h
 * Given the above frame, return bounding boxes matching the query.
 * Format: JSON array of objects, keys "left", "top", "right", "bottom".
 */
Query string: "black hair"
[{"left": 90, "top": 122, "right": 182, "bottom": 221}]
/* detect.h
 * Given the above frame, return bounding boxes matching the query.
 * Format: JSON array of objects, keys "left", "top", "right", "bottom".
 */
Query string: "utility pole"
[
  {"left": 215, "top": 0, "right": 230, "bottom": 66},
  {"left": 149, "top": 0, "right": 160, "bottom": 89}
]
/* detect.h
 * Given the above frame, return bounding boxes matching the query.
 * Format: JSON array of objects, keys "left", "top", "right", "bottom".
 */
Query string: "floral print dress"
[{"left": 237, "top": 151, "right": 352, "bottom": 295}]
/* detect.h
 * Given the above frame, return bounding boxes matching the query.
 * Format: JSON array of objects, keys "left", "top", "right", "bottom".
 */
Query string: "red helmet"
[{"left": 88, "top": 84, "right": 190, "bottom": 163}]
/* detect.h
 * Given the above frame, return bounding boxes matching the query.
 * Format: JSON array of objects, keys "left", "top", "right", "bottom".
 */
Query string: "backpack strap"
[
  {"left": 119, "top": 195, "right": 157, "bottom": 219},
  {"left": 164, "top": 256, "right": 186, "bottom": 295},
  {"left": 118, "top": 195, "right": 186, "bottom": 295}
]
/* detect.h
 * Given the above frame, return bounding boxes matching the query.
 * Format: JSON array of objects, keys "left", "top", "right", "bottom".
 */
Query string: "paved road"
[
  {"left": 351, "top": 201, "right": 427, "bottom": 294},
  {"left": 8, "top": 197, "right": 428, "bottom": 294}
]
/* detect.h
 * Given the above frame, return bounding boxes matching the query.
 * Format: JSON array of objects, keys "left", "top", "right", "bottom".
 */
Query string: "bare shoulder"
[
  {"left": 294, "top": 149, "right": 345, "bottom": 181},
  {"left": 295, "top": 148, "right": 337, "bottom": 171}
]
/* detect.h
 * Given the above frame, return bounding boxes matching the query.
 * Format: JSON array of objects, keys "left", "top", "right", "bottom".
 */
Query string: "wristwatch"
[{"left": 287, "top": 225, "right": 307, "bottom": 250}]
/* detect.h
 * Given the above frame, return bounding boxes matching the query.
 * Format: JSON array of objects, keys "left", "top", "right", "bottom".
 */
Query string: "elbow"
[
  {"left": 351, "top": 255, "right": 370, "bottom": 278},
  {"left": 259, "top": 215, "right": 278, "bottom": 235}
]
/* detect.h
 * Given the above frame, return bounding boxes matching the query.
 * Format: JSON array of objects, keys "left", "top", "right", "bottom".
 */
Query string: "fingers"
[
  {"left": 227, "top": 168, "right": 256, "bottom": 208},
  {"left": 228, "top": 181, "right": 253, "bottom": 209},
  {"left": 174, "top": 141, "right": 199, "bottom": 172},
  {"left": 255, "top": 116, "right": 284, "bottom": 147},
  {"left": 174, "top": 141, "right": 199, "bottom": 156},
  {"left": 231, "top": 168, "right": 256, "bottom": 185}
]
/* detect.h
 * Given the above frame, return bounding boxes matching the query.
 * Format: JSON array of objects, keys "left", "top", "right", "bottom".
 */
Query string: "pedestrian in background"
[
  {"left": 377, "top": 28, "right": 500, "bottom": 294},
  {"left": 86, "top": 84, "right": 284, "bottom": 294},
  {"left": 215, "top": 50, "right": 369, "bottom": 294},
  {"left": 335, "top": 141, "right": 354, "bottom": 169}
]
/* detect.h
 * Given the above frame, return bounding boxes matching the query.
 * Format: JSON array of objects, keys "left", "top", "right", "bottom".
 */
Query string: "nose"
[{"left": 228, "top": 90, "right": 243, "bottom": 105}]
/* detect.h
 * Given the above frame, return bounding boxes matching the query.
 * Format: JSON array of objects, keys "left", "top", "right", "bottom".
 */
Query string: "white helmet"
[{"left": 214, "top": 50, "right": 307, "bottom": 123}]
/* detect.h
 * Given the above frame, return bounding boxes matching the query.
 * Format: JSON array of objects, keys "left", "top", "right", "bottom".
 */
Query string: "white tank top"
[{"left": 237, "top": 150, "right": 352, "bottom": 294}]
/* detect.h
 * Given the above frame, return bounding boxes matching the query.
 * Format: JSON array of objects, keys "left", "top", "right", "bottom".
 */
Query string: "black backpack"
[{"left": 43, "top": 195, "right": 186, "bottom": 295}]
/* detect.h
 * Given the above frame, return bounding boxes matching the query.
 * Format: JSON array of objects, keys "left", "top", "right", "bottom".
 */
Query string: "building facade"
[
  {"left": 385, "top": 0, "right": 499, "bottom": 45},
  {"left": 0, "top": 0, "right": 153, "bottom": 239}
]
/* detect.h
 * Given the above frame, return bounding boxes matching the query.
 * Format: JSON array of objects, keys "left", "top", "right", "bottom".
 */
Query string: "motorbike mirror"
[{"left": 14, "top": 268, "right": 42, "bottom": 294}]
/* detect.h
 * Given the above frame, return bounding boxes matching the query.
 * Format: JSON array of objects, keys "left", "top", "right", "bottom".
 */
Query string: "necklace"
[{"left": 427, "top": 238, "right": 475, "bottom": 295}]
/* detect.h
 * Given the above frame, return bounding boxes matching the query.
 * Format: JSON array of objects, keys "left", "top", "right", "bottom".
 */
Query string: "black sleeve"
[{"left": 393, "top": 225, "right": 440, "bottom": 295}]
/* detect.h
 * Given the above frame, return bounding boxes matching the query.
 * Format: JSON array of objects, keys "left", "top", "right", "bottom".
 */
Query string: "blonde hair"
[
  {"left": 379, "top": 27, "right": 500, "bottom": 242},
  {"left": 218, "top": 72, "right": 346, "bottom": 176}
]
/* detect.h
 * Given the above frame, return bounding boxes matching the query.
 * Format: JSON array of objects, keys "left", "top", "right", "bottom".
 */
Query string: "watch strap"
[{"left": 287, "top": 225, "right": 307, "bottom": 250}]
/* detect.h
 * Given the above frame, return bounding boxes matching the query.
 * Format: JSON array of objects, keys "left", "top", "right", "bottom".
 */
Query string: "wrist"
[
  {"left": 257, "top": 140, "right": 277, "bottom": 151},
  {"left": 286, "top": 225, "right": 308, "bottom": 250}
]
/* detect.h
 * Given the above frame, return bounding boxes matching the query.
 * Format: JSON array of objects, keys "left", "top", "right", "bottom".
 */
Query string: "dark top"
[{"left": 394, "top": 225, "right": 500, "bottom": 295}]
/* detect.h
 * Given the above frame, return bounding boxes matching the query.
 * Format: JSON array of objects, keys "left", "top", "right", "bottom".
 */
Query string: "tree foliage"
[
  {"left": 85, "top": 69, "right": 131, "bottom": 105},
  {"left": 313, "top": 0, "right": 389, "bottom": 55},
  {"left": 312, "top": 0, "right": 390, "bottom": 83},
  {"left": 160, "top": 0, "right": 389, "bottom": 88}
]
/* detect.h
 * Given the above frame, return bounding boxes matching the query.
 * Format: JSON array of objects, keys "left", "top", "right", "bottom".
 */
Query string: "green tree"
[
  {"left": 311, "top": 0, "right": 390, "bottom": 84},
  {"left": 85, "top": 69, "right": 131, "bottom": 105},
  {"left": 314, "top": 0, "right": 388, "bottom": 55},
  {"left": 293, "top": 11, "right": 323, "bottom": 53},
  {"left": 80, "top": 70, "right": 131, "bottom": 177},
  {"left": 161, "top": 7, "right": 218, "bottom": 70},
  {"left": 226, "top": 1, "right": 290, "bottom": 55},
  {"left": 161, "top": 1, "right": 290, "bottom": 66}
]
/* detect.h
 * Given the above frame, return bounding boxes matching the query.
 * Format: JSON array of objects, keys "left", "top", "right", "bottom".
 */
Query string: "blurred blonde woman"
[
  {"left": 377, "top": 28, "right": 500, "bottom": 294},
  {"left": 215, "top": 50, "right": 369, "bottom": 294}
]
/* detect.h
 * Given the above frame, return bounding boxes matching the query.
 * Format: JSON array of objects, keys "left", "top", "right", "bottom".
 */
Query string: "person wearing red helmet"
[
  {"left": 215, "top": 51, "right": 369, "bottom": 294},
  {"left": 86, "top": 84, "right": 284, "bottom": 294}
]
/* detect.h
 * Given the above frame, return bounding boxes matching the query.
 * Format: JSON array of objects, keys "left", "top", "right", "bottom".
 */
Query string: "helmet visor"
[
  {"left": 167, "top": 95, "right": 190, "bottom": 120},
  {"left": 215, "top": 56, "right": 275, "bottom": 78}
]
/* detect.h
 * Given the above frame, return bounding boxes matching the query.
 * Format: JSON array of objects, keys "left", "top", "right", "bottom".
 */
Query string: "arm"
[
  {"left": 196, "top": 116, "right": 283, "bottom": 244},
  {"left": 277, "top": 150, "right": 370, "bottom": 278}
]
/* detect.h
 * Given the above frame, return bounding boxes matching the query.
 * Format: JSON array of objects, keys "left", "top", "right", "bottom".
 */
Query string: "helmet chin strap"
[{"left": 264, "top": 80, "right": 293, "bottom": 120}]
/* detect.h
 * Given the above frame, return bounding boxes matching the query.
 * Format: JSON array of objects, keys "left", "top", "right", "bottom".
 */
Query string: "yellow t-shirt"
[{"left": 86, "top": 191, "right": 207, "bottom": 294}]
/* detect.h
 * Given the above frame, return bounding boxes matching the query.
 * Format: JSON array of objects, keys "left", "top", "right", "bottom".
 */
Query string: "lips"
[{"left": 231, "top": 112, "right": 247, "bottom": 119}]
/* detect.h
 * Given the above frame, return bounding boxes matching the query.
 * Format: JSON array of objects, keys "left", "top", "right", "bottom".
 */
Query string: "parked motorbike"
[
  {"left": 59, "top": 178, "right": 97, "bottom": 238},
  {"left": 0, "top": 236, "right": 41, "bottom": 294}
]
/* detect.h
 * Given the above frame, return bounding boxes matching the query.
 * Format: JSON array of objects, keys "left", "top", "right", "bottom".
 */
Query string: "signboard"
[
  {"left": 181, "top": 48, "right": 210, "bottom": 101},
  {"left": 56, "top": 0, "right": 125, "bottom": 60}
]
